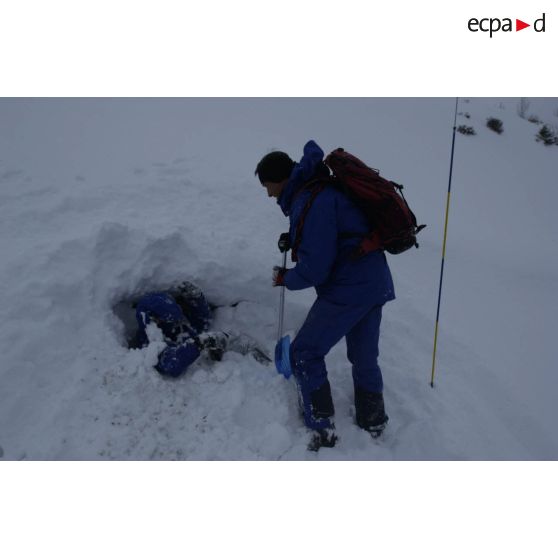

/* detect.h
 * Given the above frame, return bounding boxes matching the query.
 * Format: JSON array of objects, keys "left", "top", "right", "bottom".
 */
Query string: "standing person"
[{"left": 255, "top": 140, "right": 395, "bottom": 450}]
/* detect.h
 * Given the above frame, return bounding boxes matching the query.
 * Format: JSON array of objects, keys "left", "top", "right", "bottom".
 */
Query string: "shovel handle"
[{"left": 277, "top": 250, "right": 287, "bottom": 341}]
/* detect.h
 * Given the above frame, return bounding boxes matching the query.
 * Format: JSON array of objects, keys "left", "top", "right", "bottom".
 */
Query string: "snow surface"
[{"left": 0, "top": 98, "right": 556, "bottom": 460}]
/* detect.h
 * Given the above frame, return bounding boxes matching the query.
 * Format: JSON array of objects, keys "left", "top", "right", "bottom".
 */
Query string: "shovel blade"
[{"left": 274, "top": 335, "right": 292, "bottom": 379}]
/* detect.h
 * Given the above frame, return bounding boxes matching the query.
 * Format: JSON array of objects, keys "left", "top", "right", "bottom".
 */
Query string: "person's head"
[{"left": 255, "top": 151, "right": 295, "bottom": 198}]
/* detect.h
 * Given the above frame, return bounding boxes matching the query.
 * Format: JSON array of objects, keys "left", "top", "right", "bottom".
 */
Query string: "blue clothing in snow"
[
  {"left": 155, "top": 341, "right": 201, "bottom": 378},
  {"left": 135, "top": 288, "right": 212, "bottom": 378},
  {"left": 278, "top": 140, "right": 395, "bottom": 430}
]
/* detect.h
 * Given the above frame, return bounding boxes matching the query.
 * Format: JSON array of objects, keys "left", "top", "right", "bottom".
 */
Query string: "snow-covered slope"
[{"left": 0, "top": 98, "right": 556, "bottom": 459}]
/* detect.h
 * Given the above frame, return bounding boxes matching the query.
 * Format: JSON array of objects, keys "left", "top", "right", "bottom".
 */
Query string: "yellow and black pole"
[{"left": 431, "top": 97, "right": 459, "bottom": 388}]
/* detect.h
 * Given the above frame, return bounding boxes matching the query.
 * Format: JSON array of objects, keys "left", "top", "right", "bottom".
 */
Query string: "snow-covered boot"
[
  {"left": 308, "top": 427, "right": 338, "bottom": 452},
  {"left": 355, "top": 388, "right": 389, "bottom": 438},
  {"left": 296, "top": 379, "right": 338, "bottom": 451}
]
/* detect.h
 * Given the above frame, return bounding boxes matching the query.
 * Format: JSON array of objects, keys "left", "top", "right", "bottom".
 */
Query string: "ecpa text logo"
[{"left": 468, "top": 13, "right": 546, "bottom": 37}]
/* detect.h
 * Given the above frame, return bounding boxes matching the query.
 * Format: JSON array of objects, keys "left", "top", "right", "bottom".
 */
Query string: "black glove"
[
  {"left": 195, "top": 331, "right": 230, "bottom": 361},
  {"left": 278, "top": 232, "right": 291, "bottom": 253}
]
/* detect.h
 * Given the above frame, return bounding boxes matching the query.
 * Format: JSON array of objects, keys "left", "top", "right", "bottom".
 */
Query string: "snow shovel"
[{"left": 274, "top": 251, "right": 292, "bottom": 379}]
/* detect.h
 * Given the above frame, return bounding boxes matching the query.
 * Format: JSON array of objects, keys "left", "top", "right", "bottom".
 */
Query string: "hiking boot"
[
  {"left": 307, "top": 427, "right": 338, "bottom": 452},
  {"left": 355, "top": 388, "right": 389, "bottom": 438},
  {"left": 196, "top": 331, "right": 230, "bottom": 361}
]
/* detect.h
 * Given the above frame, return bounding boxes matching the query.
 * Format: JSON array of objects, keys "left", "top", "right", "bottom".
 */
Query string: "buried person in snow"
[
  {"left": 128, "top": 281, "right": 271, "bottom": 377},
  {"left": 255, "top": 140, "right": 393, "bottom": 451}
]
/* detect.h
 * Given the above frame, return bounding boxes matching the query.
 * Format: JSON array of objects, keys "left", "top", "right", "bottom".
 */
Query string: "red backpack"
[{"left": 292, "top": 148, "right": 426, "bottom": 261}]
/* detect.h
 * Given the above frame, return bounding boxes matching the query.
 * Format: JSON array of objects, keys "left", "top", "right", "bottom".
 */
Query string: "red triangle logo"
[{"left": 516, "top": 19, "right": 530, "bottom": 31}]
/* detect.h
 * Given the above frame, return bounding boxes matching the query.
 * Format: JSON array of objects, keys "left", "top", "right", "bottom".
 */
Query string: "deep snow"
[{"left": 0, "top": 98, "right": 556, "bottom": 460}]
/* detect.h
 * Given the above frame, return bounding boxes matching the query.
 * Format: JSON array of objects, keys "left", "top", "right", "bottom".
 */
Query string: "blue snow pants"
[
  {"left": 134, "top": 289, "right": 211, "bottom": 378},
  {"left": 290, "top": 297, "right": 384, "bottom": 430},
  {"left": 155, "top": 341, "right": 201, "bottom": 378}
]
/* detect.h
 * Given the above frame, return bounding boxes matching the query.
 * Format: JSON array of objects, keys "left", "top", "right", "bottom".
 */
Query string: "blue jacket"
[{"left": 278, "top": 140, "right": 395, "bottom": 306}]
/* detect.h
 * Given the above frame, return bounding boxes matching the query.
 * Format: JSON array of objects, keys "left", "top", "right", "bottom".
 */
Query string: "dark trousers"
[{"left": 290, "top": 297, "right": 384, "bottom": 429}]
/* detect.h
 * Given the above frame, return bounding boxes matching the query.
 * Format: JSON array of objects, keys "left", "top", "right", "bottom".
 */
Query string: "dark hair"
[{"left": 254, "top": 151, "right": 295, "bottom": 184}]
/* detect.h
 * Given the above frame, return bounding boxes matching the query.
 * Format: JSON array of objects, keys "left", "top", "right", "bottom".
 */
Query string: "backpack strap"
[
  {"left": 291, "top": 179, "right": 328, "bottom": 262},
  {"left": 351, "top": 233, "right": 382, "bottom": 259}
]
